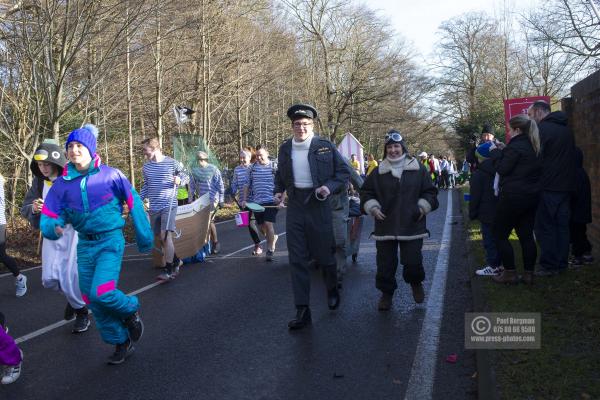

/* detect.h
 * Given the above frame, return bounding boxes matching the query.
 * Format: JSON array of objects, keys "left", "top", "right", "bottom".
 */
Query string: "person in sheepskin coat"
[{"left": 360, "top": 130, "right": 438, "bottom": 311}]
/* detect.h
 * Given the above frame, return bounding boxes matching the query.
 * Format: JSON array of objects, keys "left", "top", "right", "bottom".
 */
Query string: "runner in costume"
[
  {"left": 40, "top": 124, "right": 153, "bottom": 364},
  {"left": 21, "top": 140, "right": 90, "bottom": 333}
]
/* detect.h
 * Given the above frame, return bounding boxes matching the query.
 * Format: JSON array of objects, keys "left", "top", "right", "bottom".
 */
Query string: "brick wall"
[{"left": 562, "top": 69, "right": 600, "bottom": 257}]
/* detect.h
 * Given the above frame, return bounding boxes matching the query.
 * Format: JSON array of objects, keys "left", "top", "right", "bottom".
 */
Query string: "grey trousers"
[
  {"left": 286, "top": 189, "right": 337, "bottom": 306},
  {"left": 331, "top": 195, "right": 349, "bottom": 280}
]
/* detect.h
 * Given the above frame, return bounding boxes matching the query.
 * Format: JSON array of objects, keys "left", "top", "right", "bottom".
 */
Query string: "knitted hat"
[
  {"left": 30, "top": 139, "right": 67, "bottom": 178},
  {"left": 65, "top": 124, "right": 99, "bottom": 158},
  {"left": 481, "top": 123, "right": 494, "bottom": 135},
  {"left": 475, "top": 142, "right": 493, "bottom": 160}
]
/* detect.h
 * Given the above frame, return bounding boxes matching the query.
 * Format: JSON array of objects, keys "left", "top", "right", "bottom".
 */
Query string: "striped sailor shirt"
[
  {"left": 231, "top": 164, "right": 252, "bottom": 202},
  {"left": 140, "top": 156, "right": 189, "bottom": 213},
  {"left": 246, "top": 163, "right": 275, "bottom": 205},
  {"left": 191, "top": 164, "right": 224, "bottom": 204}
]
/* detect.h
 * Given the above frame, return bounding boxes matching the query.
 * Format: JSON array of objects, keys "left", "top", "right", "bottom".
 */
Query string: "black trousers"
[
  {"left": 492, "top": 193, "right": 538, "bottom": 271},
  {"left": 241, "top": 207, "right": 260, "bottom": 244},
  {"left": 0, "top": 225, "right": 19, "bottom": 277},
  {"left": 286, "top": 188, "right": 337, "bottom": 307},
  {"left": 570, "top": 222, "right": 592, "bottom": 257},
  {"left": 375, "top": 239, "right": 425, "bottom": 294},
  {"left": 440, "top": 170, "right": 449, "bottom": 189}
]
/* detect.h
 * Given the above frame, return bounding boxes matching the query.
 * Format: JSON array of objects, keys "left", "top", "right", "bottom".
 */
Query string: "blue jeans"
[
  {"left": 535, "top": 191, "right": 571, "bottom": 271},
  {"left": 480, "top": 222, "right": 501, "bottom": 267}
]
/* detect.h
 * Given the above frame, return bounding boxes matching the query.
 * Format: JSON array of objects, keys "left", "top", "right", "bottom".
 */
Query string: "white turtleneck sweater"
[{"left": 291, "top": 133, "right": 314, "bottom": 188}]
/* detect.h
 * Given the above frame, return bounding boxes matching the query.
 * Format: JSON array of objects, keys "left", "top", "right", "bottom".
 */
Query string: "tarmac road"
[{"left": 0, "top": 189, "right": 476, "bottom": 400}]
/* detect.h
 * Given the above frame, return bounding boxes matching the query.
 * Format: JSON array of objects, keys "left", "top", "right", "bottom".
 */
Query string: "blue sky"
[{"left": 364, "top": 0, "right": 534, "bottom": 59}]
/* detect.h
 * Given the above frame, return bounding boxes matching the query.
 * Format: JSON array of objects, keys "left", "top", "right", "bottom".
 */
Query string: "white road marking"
[
  {"left": 219, "top": 232, "right": 286, "bottom": 258},
  {"left": 1, "top": 256, "right": 151, "bottom": 279},
  {"left": 15, "top": 320, "right": 72, "bottom": 344},
  {"left": 13, "top": 231, "right": 286, "bottom": 344},
  {"left": 404, "top": 189, "right": 453, "bottom": 400},
  {"left": 14, "top": 281, "right": 166, "bottom": 344}
]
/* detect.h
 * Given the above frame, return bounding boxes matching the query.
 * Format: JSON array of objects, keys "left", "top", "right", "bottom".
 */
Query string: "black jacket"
[
  {"left": 20, "top": 176, "right": 45, "bottom": 230},
  {"left": 538, "top": 111, "right": 576, "bottom": 192},
  {"left": 490, "top": 134, "right": 542, "bottom": 196},
  {"left": 571, "top": 147, "right": 591, "bottom": 224},
  {"left": 274, "top": 135, "right": 350, "bottom": 196},
  {"left": 468, "top": 159, "right": 498, "bottom": 224},
  {"left": 360, "top": 157, "right": 438, "bottom": 241}
]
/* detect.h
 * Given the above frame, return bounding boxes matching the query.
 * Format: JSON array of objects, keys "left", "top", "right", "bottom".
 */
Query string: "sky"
[{"left": 363, "top": 0, "right": 534, "bottom": 59}]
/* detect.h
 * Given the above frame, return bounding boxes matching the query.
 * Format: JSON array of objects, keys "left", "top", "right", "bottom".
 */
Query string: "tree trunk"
[
  {"left": 155, "top": 4, "right": 163, "bottom": 147},
  {"left": 126, "top": 3, "right": 136, "bottom": 186}
]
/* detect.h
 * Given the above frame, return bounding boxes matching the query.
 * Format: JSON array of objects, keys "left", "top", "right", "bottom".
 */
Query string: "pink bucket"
[{"left": 235, "top": 211, "right": 250, "bottom": 227}]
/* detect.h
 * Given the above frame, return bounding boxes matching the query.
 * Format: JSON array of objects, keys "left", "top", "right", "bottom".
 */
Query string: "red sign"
[{"left": 503, "top": 96, "right": 550, "bottom": 141}]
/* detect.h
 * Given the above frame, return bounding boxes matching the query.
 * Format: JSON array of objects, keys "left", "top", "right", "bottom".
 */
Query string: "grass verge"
[{"left": 461, "top": 186, "right": 600, "bottom": 399}]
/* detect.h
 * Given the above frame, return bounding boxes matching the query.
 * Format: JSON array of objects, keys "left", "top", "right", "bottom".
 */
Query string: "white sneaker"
[
  {"left": 252, "top": 244, "right": 263, "bottom": 255},
  {"left": 1, "top": 350, "right": 22, "bottom": 384},
  {"left": 15, "top": 275, "right": 27, "bottom": 297},
  {"left": 156, "top": 269, "right": 172, "bottom": 281},
  {"left": 475, "top": 265, "right": 502, "bottom": 276}
]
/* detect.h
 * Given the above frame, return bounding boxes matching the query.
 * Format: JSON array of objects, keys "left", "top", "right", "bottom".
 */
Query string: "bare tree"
[
  {"left": 8, "top": 1, "right": 153, "bottom": 140},
  {"left": 434, "top": 12, "right": 501, "bottom": 122},
  {"left": 524, "top": 0, "right": 600, "bottom": 61}
]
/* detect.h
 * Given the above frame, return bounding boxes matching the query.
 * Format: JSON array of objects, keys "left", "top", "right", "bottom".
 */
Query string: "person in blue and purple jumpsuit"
[{"left": 40, "top": 124, "right": 153, "bottom": 365}]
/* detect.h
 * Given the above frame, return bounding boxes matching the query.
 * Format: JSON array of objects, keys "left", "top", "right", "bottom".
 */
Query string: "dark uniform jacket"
[
  {"left": 490, "top": 134, "right": 541, "bottom": 196},
  {"left": 538, "top": 111, "right": 576, "bottom": 192},
  {"left": 274, "top": 135, "right": 350, "bottom": 196},
  {"left": 468, "top": 159, "right": 498, "bottom": 224},
  {"left": 360, "top": 156, "right": 438, "bottom": 241}
]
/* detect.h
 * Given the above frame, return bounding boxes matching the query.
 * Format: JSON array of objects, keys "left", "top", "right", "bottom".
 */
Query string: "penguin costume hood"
[{"left": 30, "top": 139, "right": 67, "bottom": 178}]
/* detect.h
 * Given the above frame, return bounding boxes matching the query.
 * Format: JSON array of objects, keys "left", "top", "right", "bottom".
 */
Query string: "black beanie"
[{"left": 481, "top": 123, "right": 494, "bottom": 134}]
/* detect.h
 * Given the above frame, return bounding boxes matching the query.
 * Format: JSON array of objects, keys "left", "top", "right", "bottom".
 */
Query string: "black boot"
[
  {"left": 107, "top": 339, "right": 134, "bottom": 365},
  {"left": 321, "top": 264, "right": 339, "bottom": 310},
  {"left": 327, "top": 288, "right": 340, "bottom": 310},
  {"left": 72, "top": 307, "right": 90, "bottom": 333},
  {"left": 288, "top": 306, "right": 312, "bottom": 330}
]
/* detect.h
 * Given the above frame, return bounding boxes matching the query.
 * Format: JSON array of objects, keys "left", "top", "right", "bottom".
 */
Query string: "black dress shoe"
[
  {"left": 288, "top": 307, "right": 312, "bottom": 330},
  {"left": 327, "top": 288, "right": 340, "bottom": 310}
]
